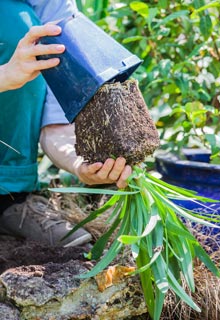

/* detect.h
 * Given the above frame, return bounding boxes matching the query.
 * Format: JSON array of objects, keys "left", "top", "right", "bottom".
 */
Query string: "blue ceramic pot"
[
  {"left": 155, "top": 149, "right": 220, "bottom": 239},
  {"left": 155, "top": 150, "right": 220, "bottom": 203},
  {"left": 39, "top": 12, "right": 142, "bottom": 123}
]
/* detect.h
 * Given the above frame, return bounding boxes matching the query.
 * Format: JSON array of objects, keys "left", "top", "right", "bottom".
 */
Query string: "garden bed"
[{"left": 0, "top": 196, "right": 220, "bottom": 320}]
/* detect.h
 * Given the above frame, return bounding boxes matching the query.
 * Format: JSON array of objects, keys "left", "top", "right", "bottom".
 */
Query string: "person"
[{"left": 0, "top": 0, "right": 132, "bottom": 247}]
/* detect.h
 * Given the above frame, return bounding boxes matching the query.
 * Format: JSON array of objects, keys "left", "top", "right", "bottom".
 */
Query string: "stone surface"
[
  {"left": 0, "top": 282, "right": 6, "bottom": 302},
  {"left": 0, "top": 260, "right": 147, "bottom": 320},
  {"left": 0, "top": 302, "right": 20, "bottom": 320}
]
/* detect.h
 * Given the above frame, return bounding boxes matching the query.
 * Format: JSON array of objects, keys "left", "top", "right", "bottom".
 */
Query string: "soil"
[
  {"left": 75, "top": 79, "right": 160, "bottom": 165},
  {"left": 0, "top": 235, "right": 91, "bottom": 275}
]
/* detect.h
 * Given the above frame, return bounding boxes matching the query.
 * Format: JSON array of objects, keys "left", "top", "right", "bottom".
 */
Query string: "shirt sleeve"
[
  {"left": 41, "top": 86, "right": 69, "bottom": 128},
  {"left": 28, "top": 0, "right": 78, "bottom": 24},
  {"left": 28, "top": 0, "right": 78, "bottom": 127}
]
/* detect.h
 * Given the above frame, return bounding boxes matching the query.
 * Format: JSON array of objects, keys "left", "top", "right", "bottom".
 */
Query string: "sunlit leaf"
[{"left": 130, "top": 1, "right": 149, "bottom": 18}]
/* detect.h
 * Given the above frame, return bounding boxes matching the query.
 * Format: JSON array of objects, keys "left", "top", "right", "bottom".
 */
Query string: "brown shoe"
[{"left": 0, "top": 194, "right": 92, "bottom": 247}]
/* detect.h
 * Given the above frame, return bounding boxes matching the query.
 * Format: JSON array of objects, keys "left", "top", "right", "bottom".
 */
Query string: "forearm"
[
  {"left": 0, "top": 63, "right": 14, "bottom": 92},
  {"left": 40, "top": 124, "right": 83, "bottom": 175},
  {"left": 40, "top": 124, "right": 132, "bottom": 188}
]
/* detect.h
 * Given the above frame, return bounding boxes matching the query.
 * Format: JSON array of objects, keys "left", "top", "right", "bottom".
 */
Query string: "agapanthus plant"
[
  {"left": 51, "top": 168, "right": 220, "bottom": 320},
  {"left": 51, "top": 80, "right": 220, "bottom": 320}
]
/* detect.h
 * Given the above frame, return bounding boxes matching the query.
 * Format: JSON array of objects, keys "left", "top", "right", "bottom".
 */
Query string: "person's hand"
[
  {"left": 40, "top": 124, "right": 132, "bottom": 189},
  {"left": 1, "top": 24, "right": 65, "bottom": 91},
  {"left": 76, "top": 157, "right": 132, "bottom": 189}
]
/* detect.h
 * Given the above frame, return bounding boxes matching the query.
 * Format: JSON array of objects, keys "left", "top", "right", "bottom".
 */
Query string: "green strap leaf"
[
  {"left": 194, "top": 243, "right": 220, "bottom": 277},
  {"left": 152, "top": 255, "right": 169, "bottom": 294},
  {"left": 165, "top": 218, "right": 196, "bottom": 241},
  {"left": 119, "top": 207, "right": 160, "bottom": 244},
  {"left": 171, "top": 236, "right": 195, "bottom": 292},
  {"left": 61, "top": 195, "right": 123, "bottom": 241},
  {"left": 149, "top": 186, "right": 220, "bottom": 227},
  {"left": 79, "top": 239, "right": 123, "bottom": 279},
  {"left": 88, "top": 220, "right": 121, "bottom": 260},
  {"left": 136, "top": 247, "right": 155, "bottom": 319},
  {"left": 49, "top": 187, "right": 139, "bottom": 195},
  {"left": 78, "top": 206, "right": 131, "bottom": 279},
  {"left": 0, "top": 140, "right": 20, "bottom": 154},
  {"left": 154, "top": 287, "right": 166, "bottom": 320},
  {"left": 167, "top": 266, "right": 201, "bottom": 312},
  {"left": 131, "top": 249, "right": 162, "bottom": 275},
  {"left": 145, "top": 172, "right": 217, "bottom": 203}
]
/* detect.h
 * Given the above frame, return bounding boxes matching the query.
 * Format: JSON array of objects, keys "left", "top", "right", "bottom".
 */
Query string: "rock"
[
  {"left": 0, "top": 260, "right": 147, "bottom": 320},
  {"left": 0, "top": 282, "right": 6, "bottom": 302},
  {"left": 0, "top": 302, "right": 20, "bottom": 320}
]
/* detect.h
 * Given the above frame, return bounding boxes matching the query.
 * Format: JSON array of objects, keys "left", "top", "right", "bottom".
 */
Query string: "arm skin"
[
  {"left": 40, "top": 124, "right": 132, "bottom": 189},
  {"left": 0, "top": 24, "right": 65, "bottom": 92}
]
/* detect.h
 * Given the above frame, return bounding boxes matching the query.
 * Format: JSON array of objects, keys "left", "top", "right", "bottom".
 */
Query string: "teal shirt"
[
  {"left": 0, "top": 0, "right": 46, "bottom": 193},
  {"left": 0, "top": 0, "right": 77, "bottom": 194}
]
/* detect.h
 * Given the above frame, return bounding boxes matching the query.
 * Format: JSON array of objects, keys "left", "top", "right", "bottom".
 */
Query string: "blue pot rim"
[
  {"left": 155, "top": 151, "right": 220, "bottom": 171},
  {"left": 155, "top": 150, "right": 220, "bottom": 186}
]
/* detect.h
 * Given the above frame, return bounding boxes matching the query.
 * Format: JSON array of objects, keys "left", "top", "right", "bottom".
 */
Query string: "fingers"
[
  {"left": 5, "top": 24, "right": 65, "bottom": 89},
  {"left": 108, "top": 157, "right": 126, "bottom": 181},
  {"left": 23, "top": 24, "right": 62, "bottom": 45},
  {"left": 116, "top": 165, "right": 132, "bottom": 189},
  {"left": 17, "top": 44, "right": 65, "bottom": 72},
  {"left": 81, "top": 162, "right": 103, "bottom": 175},
  {"left": 19, "top": 25, "right": 65, "bottom": 60},
  {"left": 16, "top": 26, "right": 65, "bottom": 71},
  {"left": 77, "top": 157, "right": 132, "bottom": 188},
  {"left": 96, "top": 158, "right": 115, "bottom": 180},
  {"left": 25, "top": 43, "right": 65, "bottom": 70},
  {"left": 27, "top": 58, "right": 61, "bottom": 71},
  {"left": 29, "top": 43, "right": 65, "bottom": 57}
]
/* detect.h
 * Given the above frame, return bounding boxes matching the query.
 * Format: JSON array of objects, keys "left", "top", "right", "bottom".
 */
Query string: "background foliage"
[{"left": 76, "top": 0, "right": 220, "bottom": 162}]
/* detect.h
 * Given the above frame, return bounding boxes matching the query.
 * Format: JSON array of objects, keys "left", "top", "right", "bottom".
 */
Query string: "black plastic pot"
[{"left": 39, "top": 12, "right": 142, "bottom": 123}]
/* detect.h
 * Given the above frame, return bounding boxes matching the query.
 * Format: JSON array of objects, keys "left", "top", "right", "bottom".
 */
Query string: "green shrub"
[{"left": 77, "top": 0, "right": 220, "bottom": 161}]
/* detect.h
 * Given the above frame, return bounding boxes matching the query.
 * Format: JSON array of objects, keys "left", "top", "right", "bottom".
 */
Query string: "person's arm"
[
  {"left": 37, "top": 0, "right": 132, "bottom": 189},
  {"left": 0, "top": 24, "right": 65, "bottom": 93},
  {"left": 40, "top": 124, "right": 132, "bottom": 189}
]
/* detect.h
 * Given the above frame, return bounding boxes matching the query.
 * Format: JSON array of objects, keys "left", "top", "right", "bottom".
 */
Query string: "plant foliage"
[
  {"left": 50, "top": 166, "right": 220, "bottom": 320},
  {"left": 76, "top": 0, "right": 220, "bottom": 162}
]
